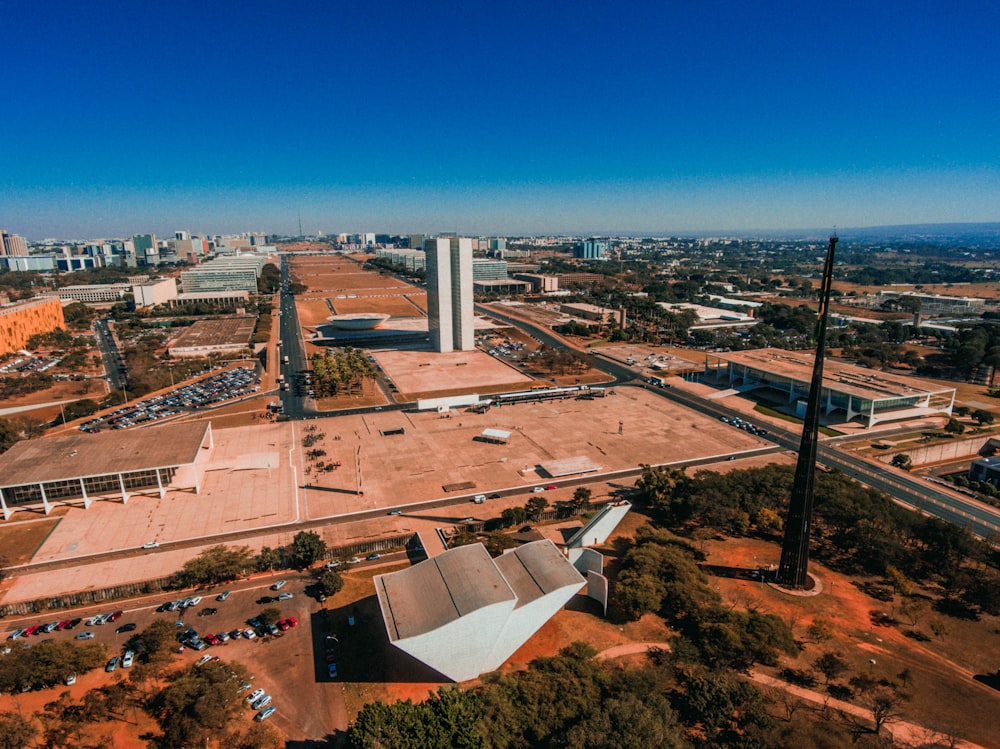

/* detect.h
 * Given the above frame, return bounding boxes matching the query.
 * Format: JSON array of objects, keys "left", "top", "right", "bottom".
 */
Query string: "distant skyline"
[{"left": 3, "top": 1, "right": 999, "bottom": 239}]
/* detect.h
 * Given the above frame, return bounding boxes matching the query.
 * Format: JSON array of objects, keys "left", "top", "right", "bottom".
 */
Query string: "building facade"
[
  {"left": 425, "top": 237, "right": 474, "bottom": 352},
  {"left": 1, "top": 231, "right": 29, "bottom": 257},
  {"left": 0, "top": 297, "right": 65, "bottom": 355}
]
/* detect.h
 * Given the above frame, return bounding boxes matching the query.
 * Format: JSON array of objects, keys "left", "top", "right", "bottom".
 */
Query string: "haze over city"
[{"left": 3, "top": 1, "right": 999, "bottom": 238}]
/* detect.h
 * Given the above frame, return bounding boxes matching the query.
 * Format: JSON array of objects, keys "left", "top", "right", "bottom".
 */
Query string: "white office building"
[{"left": 425, "top": 237, "right": 474, "bottom": 352}]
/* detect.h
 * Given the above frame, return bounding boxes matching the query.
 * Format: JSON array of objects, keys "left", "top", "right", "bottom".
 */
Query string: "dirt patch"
[
  {"left": 701, "top": 535, "right": 1000, "bottom": 748},
  {"left": 0, "top": 517, "right": 62, "bottom": 565}
]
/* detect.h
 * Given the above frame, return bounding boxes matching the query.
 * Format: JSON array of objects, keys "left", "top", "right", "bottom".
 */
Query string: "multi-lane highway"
[{"left": 652, "top": 380, "right": 1000, "bottom": 539}]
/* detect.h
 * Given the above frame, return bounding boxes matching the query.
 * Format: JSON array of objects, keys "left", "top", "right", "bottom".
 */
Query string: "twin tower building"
[{"left": 425, "top": 237, "right": 475, "bottom": 353}]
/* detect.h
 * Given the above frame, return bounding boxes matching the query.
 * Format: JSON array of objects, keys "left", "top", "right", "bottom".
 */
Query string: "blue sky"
[{"left": 2, "top": 1, "right": 998, "bottom": 238}]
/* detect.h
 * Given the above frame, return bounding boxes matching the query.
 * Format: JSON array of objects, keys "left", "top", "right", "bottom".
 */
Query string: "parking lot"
[
  {"left": 4, "top": 573, "right": 345, "bottom": 740},
  {"left": 79, "top": 366, "right": 261, "bottom": 432}
]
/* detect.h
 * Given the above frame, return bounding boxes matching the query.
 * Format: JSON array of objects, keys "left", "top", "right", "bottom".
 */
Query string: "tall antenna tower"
[
  {"left": 775, "top": 234, "right": 838, "bottom": 589},
  {"left": 298, "top": 212, "right": 303, "bottom": 238}
]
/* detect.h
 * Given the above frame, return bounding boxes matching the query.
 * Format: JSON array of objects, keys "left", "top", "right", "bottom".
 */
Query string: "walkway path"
[{"left": 594, "top": 643, "right": 989, "bottom": 748}]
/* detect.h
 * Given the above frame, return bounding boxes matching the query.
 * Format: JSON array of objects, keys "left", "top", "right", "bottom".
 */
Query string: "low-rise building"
[{"left": 0, "top": 297, "right": 65, "bottom": 355}]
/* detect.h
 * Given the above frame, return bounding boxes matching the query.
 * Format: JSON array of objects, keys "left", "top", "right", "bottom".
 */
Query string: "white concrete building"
[
  {"left": 374, "top": 540, "right": 585, "bottom": 682},
  {"left": 425, "top": 237, "right": 474, "bottom": 352},
  {"left": 133, "top": 278, "right": 178, "bottom": 308}
]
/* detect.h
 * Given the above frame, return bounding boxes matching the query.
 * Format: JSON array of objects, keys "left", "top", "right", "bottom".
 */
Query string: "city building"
[
  {"left": 574, "top": 239, "right": 607, "bottom": 259},
  {"left": 514, "top": 273, "right": 559, "bottom": 293},
  {"left": 133, "top": 278, "right": 179, "bottom": 308},
  {"left": 657, "top": 302, "right": 757, "bottom": 332},
  {"left": 1, "top": 231, "right": 29, "bottom": 257},
  {"left": 375, "top": 248, "right": 426, "bottom": 272},
  {"left": 704, "top": 349, "right": 956, "bottom": 428},
  {"left": 374, "top": 540, "right": 585, "bottom": 682},
  {"left": 0, "top": 421, "right": 214, "bottom": 519},
  {"left": 56, "top": 283, "right": 134, "bottom": 304},
  {"left": 1, "top": 255, "right": 56, "bottom": 272},
  {"left": 167, "top": 316, "right": 257, "bottom": 357},
  {"left": 0, "top": 297, "right": 65, "bottom": 355},
  {"left": 473, "top": 279, "right": 532, "bottom": 295},
  {"left": 131, "top": 234, "right": 159, "bottom": 267},
  {"left": 425, "top": 237, "right": 474, "bottom": 352},
  {"left": 472, "top": 258, "right": 508, "bottom": 281},
  {"left": 180, "top": 256, "right": 266, "bottom": 294}
]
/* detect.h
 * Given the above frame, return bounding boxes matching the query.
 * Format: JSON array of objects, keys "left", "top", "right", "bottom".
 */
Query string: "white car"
[
  {"left": 247, "top": 688, "right": 265, "bottom": 704},
  {"left": 121, "top": 651, "right": 135, "bottom": 668},
  {"left": 270, "top": 580, "right": 287, "bottom": 591},
  {"left": 187, "top": 596, "right": 202, "bottom": 607},
  {"left": 243, "top": 628, "right": 257, "bottom": 640},
  {"left": 195, "top": 654, "right": 212, "bottom": 666},
  {"left": 251, "top": 694, "right": 272, "bottom": 710}
]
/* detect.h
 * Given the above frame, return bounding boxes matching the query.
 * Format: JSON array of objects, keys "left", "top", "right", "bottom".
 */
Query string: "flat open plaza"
[{"left": 3, "top": 386, "right": 771, "bottom": 601}]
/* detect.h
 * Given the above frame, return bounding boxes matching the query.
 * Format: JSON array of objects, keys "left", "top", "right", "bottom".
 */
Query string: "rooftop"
[
  {"left": 376, "top": 543, "right": 515, "bottom": 641},
  {"left": 0, "top": 421, "right": 210, "bottom": 487},
  {"left": 712, "top": 350, "right": 955, "bottom": 401}
]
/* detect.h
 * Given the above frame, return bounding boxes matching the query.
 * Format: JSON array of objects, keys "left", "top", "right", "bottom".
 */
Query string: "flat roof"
[
  {"left": 169, "top": 316, "right": 256, "bottom": 350},
  {"left": 539, "top": 456, "right": 602, "bottom": 477},
  {"left": 482, "top": 428, "right": 512, "bottom": 439},
  {"left": 0, "top": 421, "right": 210, "bottom": 487},
  {"left": 376, "top": 543, "right": 514, "bottom": 641},
  {"left": 712, "top": 350, "right": 955, "bottom": 401}
]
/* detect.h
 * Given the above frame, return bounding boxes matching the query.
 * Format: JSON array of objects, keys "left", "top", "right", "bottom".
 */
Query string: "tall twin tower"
[{"left": 426, "top": 237, "right": 475, "bottom": 353}]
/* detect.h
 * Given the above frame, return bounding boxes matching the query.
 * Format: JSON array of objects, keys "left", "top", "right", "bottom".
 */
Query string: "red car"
[
  {"left": 204, "top": 633, "right": 221, "bottom": 646},
  {"left": 277, "top": 619, "right": 290, "bottom": 631},
  {"left": 108, "top": 611, "right": 123, "bottom": 622},
  {"left": 23, "top": 624, "right": 40, "bottom": 636},
  {"left": 56, "top": 619, "right": 73, "bottom": 630},
  {"left": 285, "top": 617, "right": 297, "bottom": 628}
]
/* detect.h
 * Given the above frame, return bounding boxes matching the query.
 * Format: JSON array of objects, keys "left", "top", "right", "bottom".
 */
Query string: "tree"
[
  {"left": 945, "top": 417, "right": 966, "bottom": 435},
  {"left": 258, "top": 607, "right": 283, "bottom": 626},
  {"left": 289, "top": 530, "right": 327, "bottom": 569},
  {"left": 864, "top": 686, "right": 909, "bottom": 735},
  {"left": 890, "top": 453, "right": 913, "bottom": 471},
  {"left": 173, "top": 545, "right": 255, "bottom": 586},
  {"left": 136, "top": 619, "right": 181, "bottom": 669},
  {"left": 0, "top": 713, "right": 37, "bottom": 749},
  {"left": 500, "top": 506, "right": 527, "bottom": 526},
  {"left": 149, "top": 661, "right": 251, "bottom": 748},
  {"left": 316, "top": 569, "right": 345, "bottom": 597},
  {"left": 813, "top": 652, "right": 849, "bottom": 684},
  {"left": 972, "top": 409, "right": 995, "bottom": 426},
  {"left": 568, "top": 487, "right": 592, "bottom": 515},
  {"left": 525, "top": 497, "right": 549, "bottom": 521},
  {"left": 257, "top": 546, "right": 281, "bottom": 572}
]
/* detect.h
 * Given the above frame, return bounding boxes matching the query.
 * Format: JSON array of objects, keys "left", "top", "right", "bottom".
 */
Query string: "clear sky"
[{"left": 2, "top": 1, "right": 998, "bottom": 239}]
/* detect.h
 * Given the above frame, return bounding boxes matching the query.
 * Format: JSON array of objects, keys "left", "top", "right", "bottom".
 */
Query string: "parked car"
[
  {"left": 108, "top": 611, "right": 123, "bottom": 622},
  {"left": 216, "top": 591, "right": 231, "bottom": 602},
  {"left": 365, "top": 553, "right": 381, "bottom": 561},
  {"left": 328, "top": 662, "right": 338, "bottom": 678},
  {"left": 195, "top": 654, "right": 212, "bottom": 666},
  {"left": 121, "top": 650, "right": 134, "bottom": 668},
  {"left": 277, "top": 592, "right": 293, "bottom": 601},
  {"left": 251, "top": 694, "right": 272, "bottom": 710},
  {"left": 246, "top": 688, "right": 265, "bottom": 704},
  {"left": 270, "top": 580, "right": 287, "bottom": 591},
  {"left": 255, "top": 706, "right": 276, "bottom": 721},
  {"left": 116, "top": 623, "right": 137, "bottom": 633},
  {"left": 75, "top": 631, "right": 95, "bottom": 640},
  {"left": 105, "top": 656, "right": 119, "bottom": 672}
]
